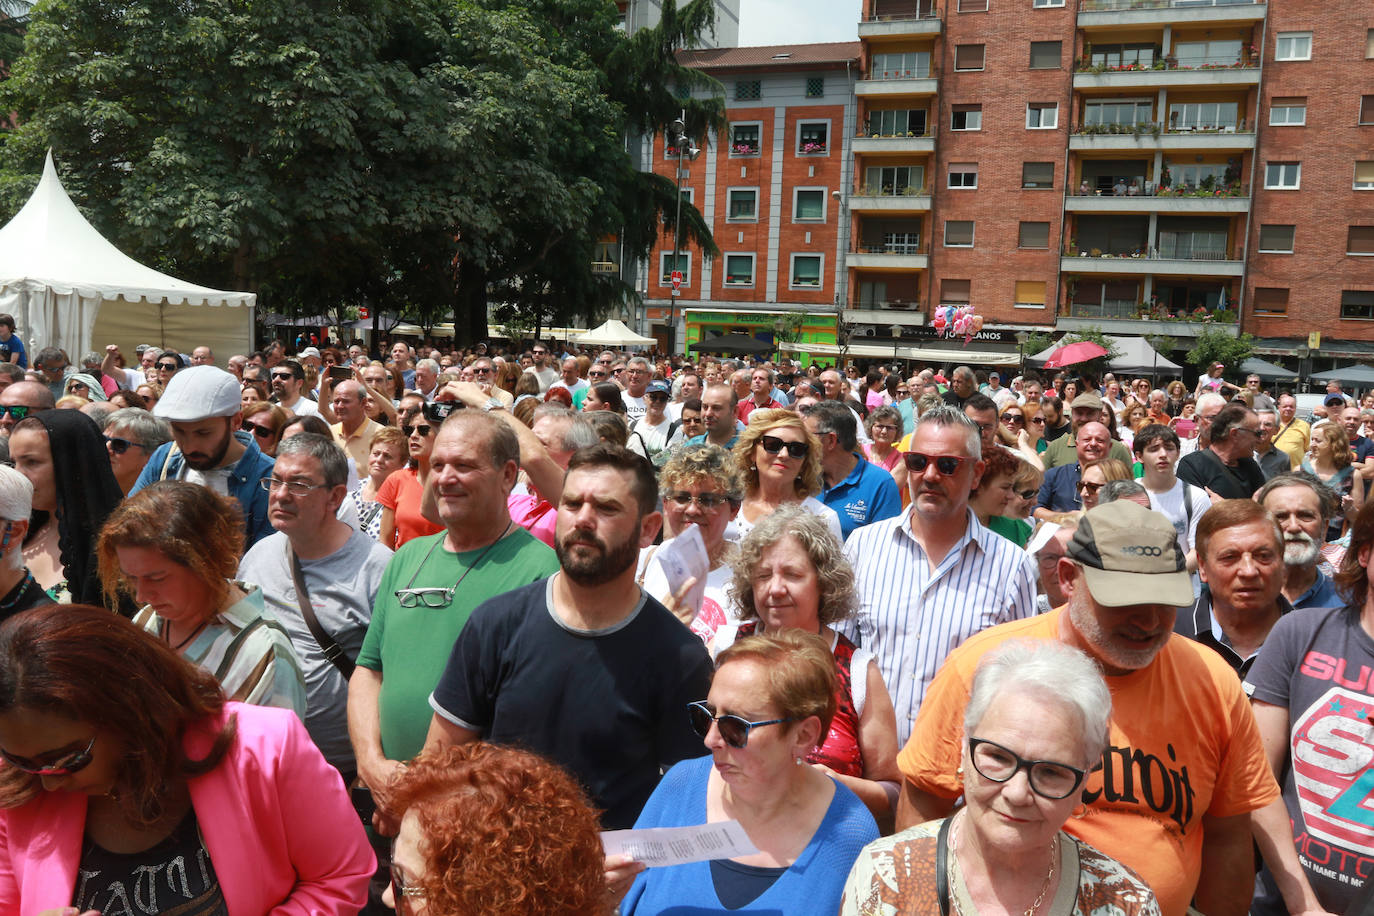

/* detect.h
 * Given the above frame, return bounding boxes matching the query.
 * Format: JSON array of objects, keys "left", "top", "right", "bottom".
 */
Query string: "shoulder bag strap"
[
  {"left": 936, "top": 815, "right": 953, "bottom": 916},
  {"left": 286, "top": 542, "right": 355, "bottom": 680}
]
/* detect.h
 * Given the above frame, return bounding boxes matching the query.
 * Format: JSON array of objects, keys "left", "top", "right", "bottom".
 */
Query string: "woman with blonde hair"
[
  {"left": 731, "top": 408, "right": 841, "bottom": 542},
  {"left": 1304, "top": 421, "right": 1358, "bottom": 539},
  {"left": 1078, "top": 457, "right": 1133, "bottom": 513}
]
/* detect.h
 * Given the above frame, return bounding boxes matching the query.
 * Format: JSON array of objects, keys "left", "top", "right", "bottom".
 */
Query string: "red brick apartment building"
[
  {"left": 642, "top": 43, "right": 860, "bottom": 355},
  {"left": 650, "top": 1, "right": 1373, "bottom": 372}
]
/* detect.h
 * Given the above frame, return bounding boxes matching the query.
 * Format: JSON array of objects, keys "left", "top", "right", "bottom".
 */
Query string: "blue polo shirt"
[
  {"left": 820, "top": 455, "right": 902, "bottom": 540},
  {"left": 1037, "top": 463, "right": 1081, "bottom": 514},
  {"left": 1289, "top": 571, "right": 1343, "bottom": 610},
  {"left": 684, "top": 433, "right": 738, "bottom": 450}
]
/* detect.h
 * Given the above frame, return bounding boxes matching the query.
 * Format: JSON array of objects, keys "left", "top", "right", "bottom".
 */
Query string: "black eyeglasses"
[
  {"left": 760, "top": 435, "right": 808, "bottom": 459},
  {"left": 967, "top": 737, "right": 1087, "bottom": 799},
  {"left": 903, "top": 452, "right": 970, "bottom": 475},
  {"left": 401, "top": 424, "right": 433, "bottom": 438},
  {"left": 688, "top": 701, "right": 794, "bottom": 749},
  {"left": 0, "top": 735, "right": 96, "bottom": 776},
  {"left": 242, "top": 421, "right": 275, "bottom": 438},
  {"left": 665, "top": 491, "right": 731, "bottom": 510},
  {"left": 104, "top": 435, "right": 142, "bottom": 455},
  {"left": 157, "top": 362, "right": 179, "bottom": 371}
]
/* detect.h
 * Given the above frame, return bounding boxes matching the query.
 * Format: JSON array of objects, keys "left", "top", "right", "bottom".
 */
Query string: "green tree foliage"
[
  {"left": 1187, "top": 329, "right": 1255, "bottom": 376},
  {"left": 0, "top": 0, "right": 723, "bottom": 338}
]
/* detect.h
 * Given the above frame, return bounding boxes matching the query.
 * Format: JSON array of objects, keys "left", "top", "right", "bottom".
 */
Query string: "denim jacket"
[{"left": 130, "top": 431, "right": 276, "bottom": 546}]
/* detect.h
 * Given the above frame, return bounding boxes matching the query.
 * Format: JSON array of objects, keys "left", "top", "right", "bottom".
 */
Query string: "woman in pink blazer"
[{"left": 0, "top": 605, "right": 374, "bottom": 915}]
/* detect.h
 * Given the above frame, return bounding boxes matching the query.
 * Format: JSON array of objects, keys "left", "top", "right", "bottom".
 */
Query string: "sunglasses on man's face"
[
  {"left": 0, "top": 735, "right": 96, "bottom": 776},
  {"left": 903, "top": 452, "right": 971, "bottom": 475},
  {"left": 270, "top": 371, "right": 295, "bottom": 381},
  {"left": 0, "top": 405, "right": 36, "bottom": 420},
  {"left": 759, "top": 434, "right": 808, "bottom": 459}
]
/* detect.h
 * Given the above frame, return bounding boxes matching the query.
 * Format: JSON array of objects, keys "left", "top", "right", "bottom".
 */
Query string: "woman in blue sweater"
[{"left": 609, "top": 630, "right": 879, "bottom": 915}]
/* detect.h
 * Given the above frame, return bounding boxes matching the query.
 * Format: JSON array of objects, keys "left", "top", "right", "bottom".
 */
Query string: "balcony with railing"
[
  {"left": 1064, "top": 181, "right": 1250, "bottom": 212},
  {"left": 1069, "top": 121, "right": 1256, "bottom": 151},
  {"left": 856, "top": 60, "right": 939, "bottom": 97},
  {"left": 1072, "top": 52, "right": 1260, "bottom": 88},
  {"left": 846, "top": 299, "right": 929, "bottom": 326},
  {"left": 859, "top": 0, "right": 941, "bottom": 38},
  {"left": 1079, "top": 0, "right": 1265, "bottom": 28},
  {"left": 1061, "top": 245, "right": 1244, "bottom": 276},
  {"left": 849, "top": 184, "right": 933, "bottom": 212},
  {"left": 853, "top": 128, "right": 936, "bottom": 154},
  {"left": 1058, "top": 301, "right": 1240, "bottom": 337},
  {"left": 847, "top": 233, "right": 929, "bottom": 270}
]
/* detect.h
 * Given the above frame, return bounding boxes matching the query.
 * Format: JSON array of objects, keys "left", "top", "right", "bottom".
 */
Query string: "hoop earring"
[{"left": 1071, "top": 803, "right": 1088, "bottom": 819}]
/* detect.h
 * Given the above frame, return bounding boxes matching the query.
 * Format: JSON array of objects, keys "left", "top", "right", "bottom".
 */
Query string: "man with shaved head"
[
  {"left": 0, "top": 381, "right": 54, "bottom": 436},
  {"left": 329, "top": 379, "right": 384, "bottom": 470}
]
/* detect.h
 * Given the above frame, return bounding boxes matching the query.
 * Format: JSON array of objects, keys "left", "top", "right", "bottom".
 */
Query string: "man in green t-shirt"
[{"left": 348, "top": 409, "right": 558, "bottom": 833}]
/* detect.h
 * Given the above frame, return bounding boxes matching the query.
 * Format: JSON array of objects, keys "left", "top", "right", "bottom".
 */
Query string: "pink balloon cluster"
[{"left": 931, "top": 304, "right": 984, "bottom": 344}]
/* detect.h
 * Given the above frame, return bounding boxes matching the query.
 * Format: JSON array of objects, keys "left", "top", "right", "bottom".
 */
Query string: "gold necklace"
[{"left": 947, "top": 810, "right": 1058, "bottom": 916}]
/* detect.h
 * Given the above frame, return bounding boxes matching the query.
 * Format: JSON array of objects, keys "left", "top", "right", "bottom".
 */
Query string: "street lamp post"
[{"left": 668, "top": 114, "right": 700, "bottom": 356}]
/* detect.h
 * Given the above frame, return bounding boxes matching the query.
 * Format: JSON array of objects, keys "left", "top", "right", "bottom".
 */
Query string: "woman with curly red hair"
[{"left": 383, "top": 742, "right": 605, "bottom": 915}]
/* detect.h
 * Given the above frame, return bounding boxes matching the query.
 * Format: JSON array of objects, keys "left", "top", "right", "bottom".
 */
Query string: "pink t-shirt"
[{"left": 508, "top": 493, "right": 556, "bottom": 547}]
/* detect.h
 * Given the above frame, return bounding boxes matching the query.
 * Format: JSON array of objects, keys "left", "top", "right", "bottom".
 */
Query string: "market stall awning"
[{"left": 780, "top": 340, "right": 1020, "bottom": 366}]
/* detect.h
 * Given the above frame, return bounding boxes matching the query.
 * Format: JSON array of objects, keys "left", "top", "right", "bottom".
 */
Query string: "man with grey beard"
[{"left": 1256, "top": 473, "right": 1344, "bottom": 609}]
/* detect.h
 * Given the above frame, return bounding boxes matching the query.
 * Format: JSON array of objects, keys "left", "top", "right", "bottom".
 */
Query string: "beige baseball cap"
[{"left": 1067, "top": 501, "right": 1193, "bottom": 608}]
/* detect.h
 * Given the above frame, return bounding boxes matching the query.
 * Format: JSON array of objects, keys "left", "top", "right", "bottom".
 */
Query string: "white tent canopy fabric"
[
  {"left": 0, "top": 151, "right": 255, "bottom": 360},
  {"left": 577, "top": 319, "right": 656, "bottom": 348},
  {"left": 1029, "top": 335, "right": 1180, "bottom": 375}
]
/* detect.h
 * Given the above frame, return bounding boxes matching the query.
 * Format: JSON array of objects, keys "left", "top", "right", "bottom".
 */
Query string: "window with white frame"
[
  {"left": 1361, "top": 96, "right": 1374, "bottom": 126},
  {"left": 945, "top": 221, "right": 975, "bottom": 247},
  {"left": 1347, "top": 227, "right": 1374, "bottom": 256},
  {"left": 790, "top": 255, "right": 823, "bottom": 289},
  {"left": 948, "top": 163, "right": 978, "bottom": 189},
  {"left": 1032, "top": 0, "right": 1065, "bottom": 6},
  {"left": 793, "top": 188, "right": 826, "bottom": 221},
  {"left": 1026, "top": 102, "right": 1058, "bottom": 129},
  {"left": 957, "top": 0, "right": 987, "bottom": 10},
  {"left": 864, "top": 165, "right": 924, "bottom": 195},
  {"left": 723, "top": 254, "right": 755, "bottom": 287},
  {"left": 796, "top": 121, "right": 829, "bottom": 155},
  {"left": 659, "top": 252, "right": 691, "bottom": 285},
  {"left": 1089, "top": 43, "right": 1155, "bottom": 68},
  {"left": 954, "top": 44, "right": 985, "bottom": 71},
  {"left": 1357, "top": 161, "right": 1374, "bottom": 190},
  {"left": 727, "top": 188, "right": 758, "bottom": 221},
  {"left": 1168, "top": 101, "right": 1238, "bottom": 131},
  {"left": 1084, "top": 99, "right": 1153, "bottom": 128},
  {"left": 871, "top": 51, "right": 931, "bottom": 80},
  {"left": 1341, "top": 290, "right": 1374, "bottom": 320},
  {"left": 1275, "top": 32, "right": 1312, "bottom": 61},
  {"left": 1265, "top": 162, "right": 1301, "bottom": 189},
  {"left": 951, "top": 105, "right": 982, "bottom": 131},
  {"left": 1258, "top": 225, "right": 1295, "bottom": 253},
  {"left": 866, "top": 108, "right": 928, "bottom": 137},
  {"left": 729, "top": 122, "right": 761, "bottom": 156},
  {"left": 1269, "top": 98, "right": 1306, "bottom": 126},
  {"left": 1014, "top": 281, "right": 1047, "bottom": 308}
]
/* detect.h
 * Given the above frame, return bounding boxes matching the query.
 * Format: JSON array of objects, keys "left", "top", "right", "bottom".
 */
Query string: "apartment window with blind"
[
  {"left": 1357, "top": 162, "right": 1374, "bottom": 190},
  {"left": 951, "top": 105, "right": 982, "bottom": 131},
  {"left": 1361, "top": 96, "right": 1374, "bottom": 126},
  {"left": 1022, "top": 162, "right": 1054, "bottom": 189},
  {"left": 1029, "top": 41, "right": 1061, "bottom": 69},
  {"left": 948, "top": 163, "right": 978, "bottom": 189},
  {"left": 1018, "top": 222, "right": 1050, "bottom": 249},
  {"left": 1026, "top": 103, "right": 1058, "bottom": 129},
  {"left": 723, "top": 254, "right": 755, "bottom": 287},
  {"left": 940, "top": 279, "right": 971, "bottom": 305},
  {"left": 1253, "top": 288, "right": 1289, "bottom": 315},
  {"left": 789, "top": 255, "right": 823, "bottom": 290},
  {"left": 1265, "top": 162, "right": 1301, "bottom": 189},
  {"left": 945, "top": 221, "right": 975, "bottom": 247},
  {"left": 1275, "top": 32, "right": 1311, "bottom": 61},
  {"left": 1014, "top": 281, "right": 1047, "bottom": 308},
  {"left": 957, "top": 0, "right": 988, "bottom": 11},
  {"left": 955, "top": 44, "right": 985, "bottom": 71},
  {"left": 727, "top": 188, "right": 758, "bottom": 221},
  {"left": 1258, "top": 225, "right": 1295, "bottom": 253},
  {"left": 1368, "top": 29, "right": 1374, "bottom": 59},
  {"left": 793, "top": 188, "right": 826, "bottom": 221},
  {"left": 1269, "top": 98, "right": 1306, "bottom": 126},
  {"left": 1349, "top": 227, "right": 1374, "bottom": 256},
  {"left": 1342, "top": 290, "right": 1374, "bottom": 320}
]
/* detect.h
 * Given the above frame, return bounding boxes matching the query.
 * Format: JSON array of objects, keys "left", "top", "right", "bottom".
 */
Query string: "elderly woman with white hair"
[
  {"left": 0, "top": 465, "right": 53, "bottom": 621},
  {"left": 841, "top": 640, "right": 1159, "bottom": 916}
]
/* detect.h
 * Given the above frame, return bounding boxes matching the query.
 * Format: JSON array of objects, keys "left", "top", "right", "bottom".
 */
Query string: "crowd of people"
[{"left": 0, "top": 324, "right": 1366, "bottom": 916}]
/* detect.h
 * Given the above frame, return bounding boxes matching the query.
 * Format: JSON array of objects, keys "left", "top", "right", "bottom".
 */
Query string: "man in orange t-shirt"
[{"left": 897, "top": 501, "right": 1282, "bottom": 916}]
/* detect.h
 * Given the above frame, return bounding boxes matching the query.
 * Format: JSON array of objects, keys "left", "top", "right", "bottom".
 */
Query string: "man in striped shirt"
[{"left": 839, "top": 406, "right": 1037, "bottom": 744}]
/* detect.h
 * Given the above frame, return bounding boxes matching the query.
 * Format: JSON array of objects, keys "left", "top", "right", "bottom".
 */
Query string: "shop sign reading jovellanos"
[{"left": 905, "top": 326, "right": 1022, "bottom": 344}]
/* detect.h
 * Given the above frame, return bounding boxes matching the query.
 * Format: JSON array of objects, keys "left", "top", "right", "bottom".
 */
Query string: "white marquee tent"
[{"left": 0, "top": 152, "right": 256, "bottom": 360}]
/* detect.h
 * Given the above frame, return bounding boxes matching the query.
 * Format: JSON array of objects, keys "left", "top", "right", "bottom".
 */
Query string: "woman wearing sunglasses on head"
[
  {"left": 607, "top": 630, "right": 880, "bottom": 916},
  {"left": 730, "top": 409, "right": 842, "bottom": 543},
  {"left": 377, "top": 406, "right": 445, "bottom": 550},
  {"left": 840, "top": 640, "right": 1158, "bottom": 916},
  {"left": 709, "top": 507, "right": 901, "bottom": 827},
  {"left": 242, "top": 402, "right": 289, "bottom": 458},
  {"left": 97, "top": 480, "right": 307, "bottom": 716},
  {"left": 384, "top": 743, "right": 605, "bottom": 916},
  {"left": 0, "top": 604, "right": 373, "bottom": 915},
  {"left": 102, "top": 407, "right": 171, "bottom": 495}
]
